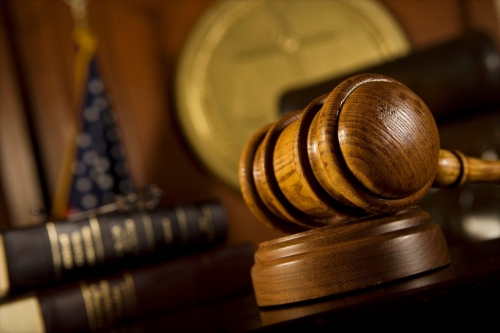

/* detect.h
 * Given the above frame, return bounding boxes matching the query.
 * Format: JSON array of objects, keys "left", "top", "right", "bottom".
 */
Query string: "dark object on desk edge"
[
  {"left": 254, "top": 238, "right": 500, "bottom": 330},
  {"left": 0, "top": 201, "right": 227, "bottom": 297},
  {"left": 280, "top": 30, "right": 500, "bottom": 124},
  {"left": 117, "top": 236, "right": 500, "bottom": 332},
  {"left": 0, "top": 243, "right": 255, "bottom": 333},
  {"left": 107, "top": 234, "right": 500, "bottom": 333}
]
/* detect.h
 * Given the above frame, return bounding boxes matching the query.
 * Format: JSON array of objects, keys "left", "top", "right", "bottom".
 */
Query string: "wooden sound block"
[{"left": 251, "top": 207, "right": 450, "bottom": 307}]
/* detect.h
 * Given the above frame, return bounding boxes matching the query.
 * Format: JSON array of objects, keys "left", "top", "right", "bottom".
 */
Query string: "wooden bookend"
[{"left": 239, "top": 74, "right": 500, "bottom": 307}]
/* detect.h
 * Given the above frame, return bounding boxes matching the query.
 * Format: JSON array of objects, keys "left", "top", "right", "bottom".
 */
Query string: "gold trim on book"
[
  {"left": 80, "top": 281, "right": 97, "bottom": 331},
  {"left": 0, "top": 296, "right": 46, "bottom": 333},
  {"left": 140, "top": 211, "right": 155, "bottom": 252},
  {"left": 200, "top": 205, "right": 215, "bottom": 242},
  {"left": 0, "top": 235, "right": 9, "bottom": 297},
  {"left": 175, "top": 207, "right": 189, "bottom": 244},
  {"left": 89, "top": 216, "right": 105, "bottom": 264},
  {"left": 46, "top": 222, "right": 62, "bottom": 280},
  {"left": 161, "top": 218, "right": 174, "bottom": 245},
  {"left": 123, "top": 272, "right": 137, "bottom": 311}
]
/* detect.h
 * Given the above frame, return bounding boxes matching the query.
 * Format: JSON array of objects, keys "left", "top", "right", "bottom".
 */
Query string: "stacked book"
[{"left": 0, "top": 201, "right": 255, "bottom": 332}]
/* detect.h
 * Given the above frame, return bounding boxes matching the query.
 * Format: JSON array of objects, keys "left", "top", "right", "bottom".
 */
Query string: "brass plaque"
[{"left": 175, "top": 0, "right": 410, "bottom": 190}]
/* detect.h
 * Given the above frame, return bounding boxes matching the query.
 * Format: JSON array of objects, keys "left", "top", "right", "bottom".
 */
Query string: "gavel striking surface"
[{"left": 251, "top": 207, "right": 450, "bottom": 306}]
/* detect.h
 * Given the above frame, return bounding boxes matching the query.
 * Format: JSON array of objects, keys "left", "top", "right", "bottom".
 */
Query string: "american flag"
[
  {"left": 50, "top": 1, "right": 135, "bottom": 219},
  {"left": 64, "top": 57, "right": 135, "bottom": 216}
]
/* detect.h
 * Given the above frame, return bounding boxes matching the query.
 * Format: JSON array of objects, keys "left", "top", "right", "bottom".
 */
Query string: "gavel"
[
  {"left": 240, "top": 73, "right": 500, "bottom": 306},
  {"left": 240, "top": 73, "right": 500, "bottom": 233},
  {"left": 239, "top": 74, "right": 500, "bottom": 306}
]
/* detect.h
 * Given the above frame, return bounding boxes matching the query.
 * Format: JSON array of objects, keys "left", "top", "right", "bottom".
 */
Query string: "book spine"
[
  {"left": 279, "top": 30, "right": 500, "bottom": 123},
  {"left": 0, "top": 201, "right": 227, "bottom": 296},
  {"left": 0, "top": 244, "right": 254, "bottom": 333}
]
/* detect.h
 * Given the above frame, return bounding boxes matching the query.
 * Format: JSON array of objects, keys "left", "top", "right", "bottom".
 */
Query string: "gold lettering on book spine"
[
  {"left": 46, "top": 222, "right": 62, "bottom": 280},
  {"left": 123, "top": 272, "right": 137, "bottom": 310},
  {"left": 111, "top": 226, "right": 124, "bottom": 257},
  {"left": 89, "top": 282, "right": 104, "bottom": 328},
  {"left": 80, "top": 281, "right": 97, "bottom": 331},
  {"left": 99, "top": 280, "right": 114, "bottom": 323},
  {"left": 71, "top": 231, "right": 85, "bottom": 267},
  {"left": 199, "top": 205, "right": 215, "bottom": 242},
  {"left": 111, "top": 220, "right": 139, "bottom": 257},
  {"left": 81, "top": 226, "right": 96, "bottom": 265},
  {"left": 80, "top": 273, "right": 138, "bottom": 331},
  {"left": 141, "top": 212, "right": 155, "bottom": 252},
  {"left": 58, "top": 233, "right": 73, "bottom": 270},
  {"left": 89, "top": 216, "right": 105, "bottom": 264},
  {"left": 161, "top": 218, "right": 174, "bottom": 245},
  {"left": 111, "top": 283, "right": 124, "bottom": 316},
  {"left": 59, "top": 230, "right": 97, "bottom": 270},
  {"left": 175, "top": 207, "right": 189, "bottom": 244},
  {"left": 48, "top": 220, "right": 108, "bottom": 275},
  {"left": 125, "top": 219, "right": 139, "bottom": 255}
]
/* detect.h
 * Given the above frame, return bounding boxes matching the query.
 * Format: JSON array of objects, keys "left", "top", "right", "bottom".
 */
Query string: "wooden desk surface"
[{"left": 115, "top": 216, "right": 500, "bottom": 332}]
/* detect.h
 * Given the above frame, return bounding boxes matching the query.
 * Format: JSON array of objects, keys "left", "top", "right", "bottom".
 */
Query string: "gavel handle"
[{"left": 433, "top": 150, "right": 500, "bottom": 187}]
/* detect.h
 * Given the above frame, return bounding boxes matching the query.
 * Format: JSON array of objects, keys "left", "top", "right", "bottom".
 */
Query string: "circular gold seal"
[{"left": 175, "top": 0, "right": 410, "bottom": 190}]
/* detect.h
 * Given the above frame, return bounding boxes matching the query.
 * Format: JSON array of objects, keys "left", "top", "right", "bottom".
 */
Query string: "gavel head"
[{"left": 239, "top": 73, "right": 440, "bottom": 232}]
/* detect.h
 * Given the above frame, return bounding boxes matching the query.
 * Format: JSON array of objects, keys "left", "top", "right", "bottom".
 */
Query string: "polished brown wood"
[
  {"left": 0, "top": 3, "right": 45, "bottom": 227},
  {"left": 240, "top": 73, "right": 500, "bottom": 231},
  {"left": 434, "top": 149, "right": 500, "bottom": 187},
  {"left": 239, "top": 72, "right": 500, "bottom": 307},
  {"left": 251, "top": 207, "right": 450, "bottom": 306}
]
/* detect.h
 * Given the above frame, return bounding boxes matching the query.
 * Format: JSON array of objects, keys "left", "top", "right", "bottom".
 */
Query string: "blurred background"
[{"left": 1, "top": 0, "right": 500, "bottom": 249}]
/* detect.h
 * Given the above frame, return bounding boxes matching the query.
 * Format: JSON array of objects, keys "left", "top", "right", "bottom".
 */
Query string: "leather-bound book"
[
  {"left": 279, "top": 30, "right": 500, "bottom": 124},
  {"left": 0, "top": 201, "right": 228, "bottom": 297},
  {"left": 0, "top": 243, "right": 255, "bottom": 333}
]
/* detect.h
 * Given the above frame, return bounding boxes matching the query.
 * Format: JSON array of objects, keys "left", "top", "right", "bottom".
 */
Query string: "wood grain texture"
[
  {"left": 0, "top": 3, "right": 45, "bottom": 227},
  {"left": 251, "top": 207, "right": 450, "bottom": 306},
  {"left": 253, "top": 111, "right": 306, "bottom": 225},
  {"left": 240, "top": 73, "right": 500, "bottom": 232},
  {"left": 434, "top": 149, "right": 500, "bottom": 187},
  {"left": 274, "top": 95, "right": 363, "bottom": 222},
  {"left": 309, "top": 74, "right": 439, "bottom": 215},
  {"left": 240, "top": 74, "right": 440, "bottom": 230},
  {"left": 239, "top": 118, "right": 306, "bottom": 234}
]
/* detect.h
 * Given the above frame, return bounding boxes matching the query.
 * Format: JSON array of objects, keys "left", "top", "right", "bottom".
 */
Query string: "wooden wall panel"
[
  {"left": 1, "top": 0, "right": 499, "bottom": 246},
  {"left": 382, "top": 0, "right": 500, "bottom": 49},
  {"left": 7, "top": 2, "right": 75, "bottom": 199},
  {"left": 382, "top": 0, "right": 464, "bottom": 48},
  {"left": 0, "top": 2, "right": 45, "bottom": 228}
]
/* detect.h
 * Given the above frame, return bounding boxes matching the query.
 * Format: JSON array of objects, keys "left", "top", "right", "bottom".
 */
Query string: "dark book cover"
[
  {"left": 0, "top": 243, "right": 255, "bottom": 333},
  {"left": 0, "top": 201, "right": 228, "bottom": 297}
]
